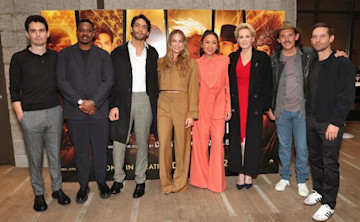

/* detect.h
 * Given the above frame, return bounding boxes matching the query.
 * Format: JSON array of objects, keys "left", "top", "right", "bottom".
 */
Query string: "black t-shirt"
[{"left": 80, "top": 48, "right": 91, "bottom": 64}]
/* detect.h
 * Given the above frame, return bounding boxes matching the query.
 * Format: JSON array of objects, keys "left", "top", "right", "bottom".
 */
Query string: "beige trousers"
[{"left": 158, "top": 92, "right": 191, "bottom": 193}]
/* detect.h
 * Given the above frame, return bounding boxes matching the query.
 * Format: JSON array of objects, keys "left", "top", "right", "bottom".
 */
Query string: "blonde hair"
[
  {"left": 234, "top": 23, "right": 256, "bottom": 39},
  {"left": 158, "top": 29, "right": 191, "bottom": 76}
]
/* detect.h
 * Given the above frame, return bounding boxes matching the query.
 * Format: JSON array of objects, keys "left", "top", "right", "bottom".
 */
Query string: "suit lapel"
[
  {"left": 213, "top": 55, "right": 222, "bottom": 87},
  {"left": 249, "top": 48, "right": 259, "bottom": 93},
  {"left": 230, "top": 50, "right": 240, "bottom": 81},
  {"left": 123, "top": 42, "right": 132, "bottom": 73},
  {"left": 145, "top": 46, "right": 151, "bottom": 84},
  {"left": 72, "top": 44, "right": 86, "bottom": 76},
  {"left": 197, "top": 56, "right": 209, "bottom": 87},
  {"left": 86, "top": 46, "right": 97, "bottom": 74}
]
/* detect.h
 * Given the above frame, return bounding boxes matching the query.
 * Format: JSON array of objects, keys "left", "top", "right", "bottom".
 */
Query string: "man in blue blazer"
[{"left": 56, "top": 19, "right": 114, "bottom": 204}]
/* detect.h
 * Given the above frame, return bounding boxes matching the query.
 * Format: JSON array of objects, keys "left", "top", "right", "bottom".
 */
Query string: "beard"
[{"left": 131, "top": 31, "right": 147, "bottom": 41}]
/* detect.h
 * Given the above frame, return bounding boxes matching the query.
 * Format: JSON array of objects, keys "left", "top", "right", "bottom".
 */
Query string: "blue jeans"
[{"left": 275, "top": 110, "right": 309, "bottom": 183}]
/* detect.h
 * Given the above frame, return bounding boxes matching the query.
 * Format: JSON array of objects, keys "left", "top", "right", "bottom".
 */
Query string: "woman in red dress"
[{"left": 227, "top": 23, "right": 272, "bottom": 189}]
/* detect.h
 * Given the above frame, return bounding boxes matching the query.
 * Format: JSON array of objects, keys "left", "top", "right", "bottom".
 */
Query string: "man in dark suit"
[
  {"left": 56, "top": 19, "right": 114, "bottom": 203},
  {"left": 109, "top": 14, "right": 159, "bottom": 198}
]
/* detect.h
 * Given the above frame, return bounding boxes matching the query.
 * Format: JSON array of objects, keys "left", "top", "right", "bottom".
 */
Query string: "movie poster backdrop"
[{"left": 41, "top": 9, "right": 284, "bottom": 181}]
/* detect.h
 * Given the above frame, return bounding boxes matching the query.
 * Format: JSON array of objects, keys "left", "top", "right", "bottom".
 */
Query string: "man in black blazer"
[
  {"left": 109, "top": 14, "right": 159, "bottom": 198},
  {"left": 304, "top": 23, "right": 355, "bottom": 222},
  {"left": 56, "top": 19, "right": 114, "bottom": 203}
]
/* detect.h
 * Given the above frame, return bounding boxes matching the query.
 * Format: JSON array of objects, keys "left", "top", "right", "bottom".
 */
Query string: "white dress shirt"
[{"left": 128, "top": 39, "right": 148, "bottom": 92}]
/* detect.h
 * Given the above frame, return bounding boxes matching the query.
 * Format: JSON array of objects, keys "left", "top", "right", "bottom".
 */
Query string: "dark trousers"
[
  {"left": 306, "top": 115, "right": 344, "bottom": 209},
  {"left": 67, "top": 117, "right": 109, "bottom": 187}
]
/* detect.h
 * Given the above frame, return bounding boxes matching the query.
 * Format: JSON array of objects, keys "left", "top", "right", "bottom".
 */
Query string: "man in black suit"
[
  {"left": 56, "top": 19, "right": 114, "bottom": 203},
  {"left": 109, "top": 14, "right": 159, "bottom": 198}
]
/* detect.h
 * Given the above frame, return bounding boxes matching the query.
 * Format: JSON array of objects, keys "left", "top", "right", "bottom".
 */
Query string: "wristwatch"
[{"left": 77, "top": 99, "right": 83, "bottom": 106}]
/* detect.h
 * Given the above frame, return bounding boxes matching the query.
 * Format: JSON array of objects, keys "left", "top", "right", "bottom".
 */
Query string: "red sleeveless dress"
[{"left": 236, "top": 55, "right": 251, "bottom": 143}]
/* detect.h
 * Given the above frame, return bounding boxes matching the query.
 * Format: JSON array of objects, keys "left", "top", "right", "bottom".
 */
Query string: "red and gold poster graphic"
[
  {"left": 246, "top": 10, "right": 285, "bottom": 56},
  {"left": 80, "top": 10, "right": 124, "bottom": 54},
  {"left": 126, "top": 10, "right": 167, "bottom": 57},
  {"left": 41, "top": 10, "right": 77, "bottom": 52},
  {"left": 168, "top": 10, "right": 212, "bottom": 59},
  {"left": 214, "top": 10, "right": 243, "bottom": 56}
]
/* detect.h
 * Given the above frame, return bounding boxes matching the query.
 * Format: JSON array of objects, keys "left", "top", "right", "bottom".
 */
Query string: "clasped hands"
[{"left": 79, "top": 100, "right": 96, "bottom": 115}]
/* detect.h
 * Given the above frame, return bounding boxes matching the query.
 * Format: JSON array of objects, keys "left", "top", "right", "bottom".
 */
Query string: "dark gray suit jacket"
[{"left": 56, "top": 43, "right": 114, "bottom": 120}]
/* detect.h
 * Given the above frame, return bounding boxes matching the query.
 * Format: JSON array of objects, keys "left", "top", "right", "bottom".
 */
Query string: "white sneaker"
[
  {"left": 304, "top": 190, "right": 322, "bottom": 205},
  {"left": 297, "top": 183, "right": 309, "bottom": 197},
  {"left": 312, "top": 204, "right": 334, "bottom": 221},
  {"left": 342, "top": 132, "right": 354, "bottom": 139},
  {"left": 275, "top": 179, "right": 289, "bottom": 191}
]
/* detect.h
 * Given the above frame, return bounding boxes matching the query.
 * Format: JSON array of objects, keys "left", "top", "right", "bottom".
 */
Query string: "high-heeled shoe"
[
  {"left": 236, "top": 183, "right": 245, "bottom": 190},
  {"left": 244, "top": 183, "right": 253, "bottom": 190}
]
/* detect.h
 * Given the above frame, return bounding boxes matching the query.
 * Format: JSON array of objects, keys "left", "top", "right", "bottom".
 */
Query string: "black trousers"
[
  {"left": 306, "top": 115, "right": 344, "bottom": 209},
  {"left": 67, "top": 117, "right": 109, "bottom": 187}
]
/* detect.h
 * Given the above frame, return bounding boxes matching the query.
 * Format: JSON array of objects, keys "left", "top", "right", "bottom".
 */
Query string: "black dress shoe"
[
  {"left": 98, "top": 182, "right": 111, "bottom": 199},
  {"left": 33, "top": 195, "right": 48, "bottom": 212},
  {"left": 133, "top": 183, "right": 145, "bottom": 198},
  {"left": 236, "top": 183, "right": 245, "bottom": 190},
  {"left": 244, "top": 183, "right": 253, "bottom": 190},
  {"left": 110, "top": 181, "right": 123, "bottom": 194},
  {"left": 76, "top": 186, "right": 90, "bottom": 204},
  {"left": 52, "top": 189, "right": 71, "bottom": 205}
]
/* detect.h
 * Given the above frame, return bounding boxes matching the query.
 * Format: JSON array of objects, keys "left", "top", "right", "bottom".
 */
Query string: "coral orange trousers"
[{"left": 190, "top": 112, "right": 226, "bottom": 193}]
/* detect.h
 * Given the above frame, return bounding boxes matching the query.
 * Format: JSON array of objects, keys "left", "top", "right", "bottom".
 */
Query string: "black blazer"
[
  {"left": 306, "top": 51, "right": 355, "bottom": 127},
  {"left": 56, "top": 43, "right": 114, "bottom": 120},
  {"left": 109, "top": 42, "right": 159, "bottom": 143},
  {"left": 227, "top": 47, "right": 272, "bottom": 175}
]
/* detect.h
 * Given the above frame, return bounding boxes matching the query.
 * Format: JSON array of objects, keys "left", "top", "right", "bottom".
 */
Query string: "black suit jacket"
[
  {"left": 56, "top": 43, "right": 114, "bottom": 120},
  {"left": 227, "top": 48, "right": 272, "bottom": 174},
  {"left": 109, "top": 42, "right": 159, "bottom": 143},
  {"left": 306, "top": 51, "right": 355, "bottom": 127}
]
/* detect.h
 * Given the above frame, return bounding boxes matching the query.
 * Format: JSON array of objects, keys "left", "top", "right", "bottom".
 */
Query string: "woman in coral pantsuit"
[{"left": 190, "top": 30, "right": 232, "bottom": 193}]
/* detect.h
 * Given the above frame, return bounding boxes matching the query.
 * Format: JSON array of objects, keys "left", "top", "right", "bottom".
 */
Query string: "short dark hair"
[
  {"left": 131, "top": 14, "right": 151, "bottom": 32},
  {"left": 312, "top": 22, "right": 334, "bottom": 36},
  {"left": 200, "top": 30, "right": 220, "bottom": 55},
  {"left": 25, "top": 15, "right": 48, "bottom": 32},
  {"left": 95, "top": 27, "right": 113, "bottom": 42},
  {"left": 77, "top": 19, "right": 94, "bottom": 29}
]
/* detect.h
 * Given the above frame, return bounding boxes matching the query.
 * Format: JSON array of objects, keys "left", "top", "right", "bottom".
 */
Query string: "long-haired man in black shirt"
[{"left": 9, "top": 15, "right": 71, "bottom": 212}]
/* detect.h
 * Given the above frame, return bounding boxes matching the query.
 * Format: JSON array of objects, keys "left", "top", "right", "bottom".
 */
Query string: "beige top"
[{"left": 158, "top": 57, "right": 199, "bottom": 118}]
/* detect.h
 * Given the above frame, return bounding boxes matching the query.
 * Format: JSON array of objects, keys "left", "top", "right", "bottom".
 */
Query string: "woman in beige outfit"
[{"left": 157, "top": 29, "right": 199, "bottom": 194}]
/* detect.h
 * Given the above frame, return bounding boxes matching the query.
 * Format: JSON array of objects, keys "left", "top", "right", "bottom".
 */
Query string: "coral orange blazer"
[{"left": 196, "top": 54, "right": 231, "bottom": 120}]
